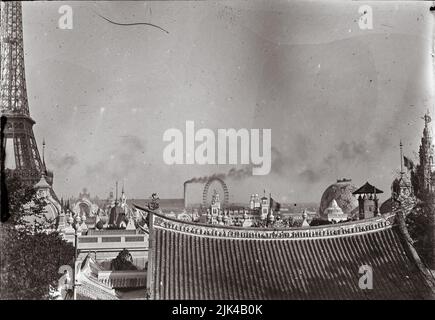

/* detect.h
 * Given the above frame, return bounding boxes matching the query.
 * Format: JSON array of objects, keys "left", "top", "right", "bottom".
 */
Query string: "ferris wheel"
[{"left": 202, "top": 177, "right": 230, "bottom": 207}]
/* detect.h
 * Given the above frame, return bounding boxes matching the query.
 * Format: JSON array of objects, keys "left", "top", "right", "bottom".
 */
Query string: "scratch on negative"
[{"left": 95, "top": 12, "right": 169, "bottom": 34}]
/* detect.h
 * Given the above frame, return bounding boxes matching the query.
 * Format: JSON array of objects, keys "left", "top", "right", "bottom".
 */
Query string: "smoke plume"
[{"left": 184, "top": 166, "right": 253, "bottom": 184}]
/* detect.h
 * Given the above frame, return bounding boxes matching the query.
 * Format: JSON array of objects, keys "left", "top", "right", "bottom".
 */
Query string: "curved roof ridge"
[
  {"left": 75, "top": 254, "right": 119, "bottom": 300},
  {"left": 135, "top": 203, "right": 395, "bottom": 234},
  {"left": 145, "top": 211, "right": 398, "bottom": 241}
]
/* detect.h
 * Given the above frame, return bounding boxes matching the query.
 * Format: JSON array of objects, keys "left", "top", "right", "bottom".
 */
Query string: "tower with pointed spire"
[
  {"left": 260, "top": 191, "right": 269, "bottom": 220},
  {"left": 41, "top": 138, "right": 54, "bottom": 185},
  {"left": 416, "top": 111, "right": 435, "bottom": 193},
  {"left": 210, "top": 189, "right": 221, "bottom": 216},
  {"left": 121, "top": 181, "right": 127, "bottom": 206},
  {"left": 394, "top": 141, "right": 413, "bottom": 200},
  {"left": 430, "top": 4, "right": 435, "bottom": 271},
  {"left": 0, "top": 2, "right": 49, "bottom": 185}
]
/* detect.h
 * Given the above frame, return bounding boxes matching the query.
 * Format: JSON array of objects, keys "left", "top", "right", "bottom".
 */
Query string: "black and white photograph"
[{"left": 1, "top": 0, "right": 435, "bottom": 304}]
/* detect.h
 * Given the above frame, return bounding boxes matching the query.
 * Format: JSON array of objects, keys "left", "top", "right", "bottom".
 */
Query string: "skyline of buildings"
[
  {"left": 16, "top": 0, "right": 434, "bottom": 202},
  {"left": 1, "top": 1, "right": 435, "bottom": 301}
]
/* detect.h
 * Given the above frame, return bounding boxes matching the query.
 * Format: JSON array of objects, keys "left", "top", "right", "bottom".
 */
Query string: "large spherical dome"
[{"left": 319, "top": 179, "right": 358, "bottom": 218}]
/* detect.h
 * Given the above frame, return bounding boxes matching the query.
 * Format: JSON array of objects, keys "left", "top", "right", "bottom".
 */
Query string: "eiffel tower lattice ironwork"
[{"left": 0, "top": 1, "right": 50, "bottom": 184}]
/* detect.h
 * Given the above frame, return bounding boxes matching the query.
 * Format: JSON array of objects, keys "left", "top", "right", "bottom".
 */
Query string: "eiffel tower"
[{"left": 0, "top": 1, "right": 51, "bottom": 185}]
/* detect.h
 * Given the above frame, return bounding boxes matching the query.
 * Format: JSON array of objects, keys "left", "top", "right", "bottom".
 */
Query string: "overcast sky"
[{"left": 22, "top": 0, "right": 434, "bottom": 203}]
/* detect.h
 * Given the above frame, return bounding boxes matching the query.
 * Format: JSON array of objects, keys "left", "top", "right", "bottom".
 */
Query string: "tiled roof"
[
  {"left": 74, "top": 254, "right": 119, "bottom": 300},
  {"left": 147, "top": 212, "right": 435, "bottom": 300},
  {"left": 76, "top": 280, "right": 118, "bottom": 300},
  {"left": 353, "top": 182, "right": 384, "bottom": 194},
  {"left": 34, "top": 174, "right": 50, "bottom": 189}
]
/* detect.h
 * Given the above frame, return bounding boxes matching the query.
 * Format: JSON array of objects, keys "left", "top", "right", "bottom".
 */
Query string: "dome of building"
[
  {"left": 324, "top": 199, "right": 344, "bottom": 215},
  {"left": 319, "top": 179, "right": 358, "bottom": 218}
]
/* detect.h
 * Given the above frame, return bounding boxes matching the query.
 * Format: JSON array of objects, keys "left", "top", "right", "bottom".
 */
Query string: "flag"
[
  {"left": 270, "top": 197, "right": 281, "bottom": 212},
  {"left": 403, "top": 156, "right": 414, "bottom": 171}
]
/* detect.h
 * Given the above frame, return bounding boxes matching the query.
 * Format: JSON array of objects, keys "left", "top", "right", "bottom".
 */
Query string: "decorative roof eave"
[
  {"left": 144, "top": 205, "right": 397, "bottom": 241},
  {"left": 75, "top": 255, "right": 119, "bottom": 300},
  {"left": 76, "top": 279, "right": 119, "bottom": 300}
]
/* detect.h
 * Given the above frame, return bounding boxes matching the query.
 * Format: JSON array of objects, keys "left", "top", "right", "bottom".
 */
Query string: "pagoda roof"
[
  {"left": 34, "top": 174, "right": 50, "bottom": 189},
  {"left": 352, "top": 182, "right": 384, "bottom": 195},
  {"left": 145, "top": 210, "right": 434, "bottom": 300}
]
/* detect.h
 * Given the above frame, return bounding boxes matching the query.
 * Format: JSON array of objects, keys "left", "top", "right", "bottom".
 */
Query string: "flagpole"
[
  {"left": 400, "top": 140, "right": 404, "bottom": 176},
  {"left": 374, "top": 184, "right": 377, "bottom": 215}
]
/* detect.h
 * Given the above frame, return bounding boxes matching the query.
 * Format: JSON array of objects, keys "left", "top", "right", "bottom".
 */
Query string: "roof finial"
[
  {"left": 42, "top": 138, "right": 46, "bottom": 172},
  {"left": 115, "top": 181, "right": 118, "bottom": 206},
  {"left": 422, "top": 109, "right": 431, "bottom": 128}
]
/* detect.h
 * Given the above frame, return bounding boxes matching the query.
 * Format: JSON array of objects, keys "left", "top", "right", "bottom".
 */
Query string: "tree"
[
  {"left": 0, "top": 226, "right": 75, "bottom": 299},
  {"left": 0, "top": 171, "right": 74, "bottom": 300},
  {"left": 95, "top": 220, "right": 104, "bottom": 230},
  {"left": 405, "top": 187, "right": 434, "bottom": 265},
  {"left": 111, "top": 249, "right": 137, "bottom": 271},
  {"left": 2, "top": 170, "right": 48, "bottom": 230},
  {"left": 404, "top": 156, "right": 435, "bottom": 267},
  {"left": 308, "top": 217, "right": 331, "bottom": 226}
]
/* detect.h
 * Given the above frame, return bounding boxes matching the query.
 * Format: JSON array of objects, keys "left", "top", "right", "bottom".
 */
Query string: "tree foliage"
[
  {"left": 0, "top": 226, "right": 75, "bottom": 299},
  {"left": 0, "top": 171, "right": 74, "bottom": 300},
  {"left": 405, "top": 186, "right": 434, "bottom": 265},
  {"left": 3, "top": 170, "right": 50, "bottom": 231},
  {"left": 309, "top": 217, "right": 332, "bottom": 226},
  {"left": 95, "top": 220, "right": 104, "bottom": 230},
  {"left": 111, "top": 249, "right": 137, "bottom": 271}
]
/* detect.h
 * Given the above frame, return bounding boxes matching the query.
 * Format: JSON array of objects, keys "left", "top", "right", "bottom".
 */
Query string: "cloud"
[
  {"left": 270, "top": 146, "right": 286, "bottom": 175},
  {"left": 336, "top": 141, "right": 370, "bottom": 161},
  {"left": 51, "top": 154, "right": 78, "bottom": 172},
  {"left": 297, "top": 140, "right": 373, "bottom": 184},
  {"left": 184, "top": 144, "right": 298, "bottom": 184},
  {"left": 85, "top": 135, "right": 146, "bottom": 182},
  {"left": 120, "top": 135, "right": 145, "bottom": 151},
  {"left": 298, "top": 168, "right": 324, "bottom": 183}
]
